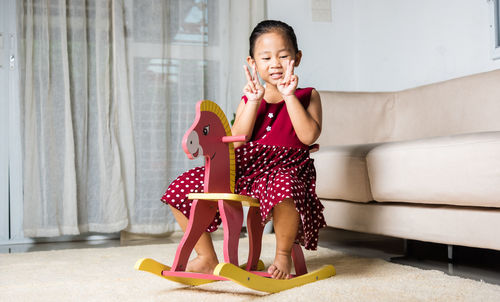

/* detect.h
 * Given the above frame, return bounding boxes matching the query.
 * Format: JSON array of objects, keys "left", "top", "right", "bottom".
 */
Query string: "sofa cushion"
[
  {"left": 317, "top": 91, "right": 396, "bottom": 146},
  {"left": 311, "top": 143, "right": 381, "bottom": 202},
  {"left": 319, "top": 69, "right": 500, "bottom": 146},
  {"left": 366, "top": 131, "right": 500, "bottom": 208},
  {"left": 392, "top": 70, "right": 500, "bottom": 142}
]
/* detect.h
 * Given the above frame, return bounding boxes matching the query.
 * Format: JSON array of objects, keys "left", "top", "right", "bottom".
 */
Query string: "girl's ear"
[
  {"left": 294, "top": 51, "right": 303, "bottom": 67},
  {"left": 246, "top": 56, "right": 255, "bottom": 66}
]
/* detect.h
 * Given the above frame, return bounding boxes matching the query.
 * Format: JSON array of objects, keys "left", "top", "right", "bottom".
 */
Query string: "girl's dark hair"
[{"left": 249, "top": 20, "right": 299, "bottom": 58}]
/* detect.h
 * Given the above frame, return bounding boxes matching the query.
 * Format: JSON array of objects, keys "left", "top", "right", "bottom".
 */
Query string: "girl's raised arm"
[
  {"left": 231, "top": 63, "right": 264, "bottom": 148},
  {"left": 280, "top": 60, "right": 322, "bottom": 145},
  {"left": 285, "top": 89, "right": 322, "bottom": 146}
]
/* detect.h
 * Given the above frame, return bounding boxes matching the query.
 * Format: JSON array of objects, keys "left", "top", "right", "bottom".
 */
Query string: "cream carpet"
[{"left": 1, "top": 234, "right": 500, "bottom": 302}]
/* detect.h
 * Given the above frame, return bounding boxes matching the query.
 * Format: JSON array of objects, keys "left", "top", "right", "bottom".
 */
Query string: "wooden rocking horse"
[{"left": 135, "top": 100, "right": 335, "bottom": 293}]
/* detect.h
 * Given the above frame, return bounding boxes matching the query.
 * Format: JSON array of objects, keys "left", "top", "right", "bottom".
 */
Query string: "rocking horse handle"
[{"left": 221, "top": 135, "right": 248, "bottom": 143}]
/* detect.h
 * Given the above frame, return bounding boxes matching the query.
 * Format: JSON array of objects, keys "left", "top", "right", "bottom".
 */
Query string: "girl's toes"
[
  {"left": 273, "top": 269, "right": 281, "bottom": 279},
  {"left": 269, "top": 264, "right": 286, "bottom": 279},
  {"left": 267, "top": 264, "right": 278, "bottom": 275}
]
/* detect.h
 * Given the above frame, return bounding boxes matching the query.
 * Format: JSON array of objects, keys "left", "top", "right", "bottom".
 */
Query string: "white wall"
[{"left": 267, "top": 0, "right": 500, "bottom": 92}]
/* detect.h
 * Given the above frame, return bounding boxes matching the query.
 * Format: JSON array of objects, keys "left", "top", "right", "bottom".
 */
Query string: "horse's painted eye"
[{"left": 203, "top": 125, "right": 210, "bottom": 136}]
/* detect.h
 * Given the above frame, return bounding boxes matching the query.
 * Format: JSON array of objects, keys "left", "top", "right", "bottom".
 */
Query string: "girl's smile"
[{"left": 270, "top": 72, "right": 283, "bottom": 80}]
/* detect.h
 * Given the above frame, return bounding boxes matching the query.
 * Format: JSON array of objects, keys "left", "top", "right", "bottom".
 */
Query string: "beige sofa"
[{"left": 312, "top": 69, "right": 500, "bottom": 251}]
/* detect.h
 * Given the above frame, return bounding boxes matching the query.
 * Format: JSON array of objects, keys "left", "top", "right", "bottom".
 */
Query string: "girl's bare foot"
[
  {"left": 185, "top": 255, "right": 219, "bottom": 275},
  {"left": 267, "top": 251, "right": 292, "bottom": 279}
]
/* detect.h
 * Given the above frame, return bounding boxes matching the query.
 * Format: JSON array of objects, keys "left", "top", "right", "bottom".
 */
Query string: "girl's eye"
[
  {"left": 280, "top": 56, "right": 289, "bottom": 59},
  {"left": 203, "top": 125, "right": 210, "bottom": 135},
  {"left": 262, "top": 58, "right": 270, "bottom": 60}
]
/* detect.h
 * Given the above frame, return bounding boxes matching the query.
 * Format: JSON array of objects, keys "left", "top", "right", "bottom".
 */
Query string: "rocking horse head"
[{"left": 182, "top": 100, "right": 245, "bottom": 193}]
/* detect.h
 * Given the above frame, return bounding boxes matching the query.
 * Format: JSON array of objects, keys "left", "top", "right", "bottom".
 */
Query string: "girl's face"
[{"left": 248, "top": 31, "right": 302, "bottom": 86}]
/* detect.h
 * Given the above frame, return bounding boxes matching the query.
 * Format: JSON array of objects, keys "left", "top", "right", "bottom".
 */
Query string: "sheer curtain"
[{"left": 18, "top": 0, "right": 265, "bottom": 237}]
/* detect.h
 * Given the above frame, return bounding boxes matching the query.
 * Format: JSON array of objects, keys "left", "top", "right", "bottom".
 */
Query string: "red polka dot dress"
[{"left": 161, "top": 87, "right": 326, "bottom": 250}]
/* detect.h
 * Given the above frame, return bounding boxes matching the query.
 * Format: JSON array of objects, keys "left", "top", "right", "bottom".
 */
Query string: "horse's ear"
[{"left": 195, "top": 100, "right": 205, "bottom": 114}]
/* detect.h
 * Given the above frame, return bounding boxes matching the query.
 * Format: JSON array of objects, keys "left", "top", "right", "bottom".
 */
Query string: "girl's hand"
[
  {"left": 277, "top": 60, "right": 298, "bottom": 97},
  {"left": 243, "top": 63, "right": 264, "bottom": 103}
]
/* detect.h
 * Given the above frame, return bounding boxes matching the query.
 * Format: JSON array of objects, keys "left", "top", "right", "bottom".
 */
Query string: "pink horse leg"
[
  {"left": 218, "top": 200, "right": 244, "bottom": 266},
  {"left": 171, "top": 199, "right": 218, "bottom": 272},
  {"left": 245, "top": 207, "right": 264, "bottom": 271}
]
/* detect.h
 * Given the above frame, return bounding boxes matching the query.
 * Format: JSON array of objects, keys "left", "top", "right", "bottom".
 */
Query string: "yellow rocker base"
[
  {"left": 135, "top": 258, "right": 266, "bottom": 286},
  {"left": 213, "top": 263, "right": 336, "bottom": 293},
  {"left": 135, "top": 258, "right": 216, "bottom": 286}
]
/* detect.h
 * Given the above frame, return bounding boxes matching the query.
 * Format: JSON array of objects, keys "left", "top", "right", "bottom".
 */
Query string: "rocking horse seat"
[{"left": 187, "top": 193, "right": 259, "bottom": 207}]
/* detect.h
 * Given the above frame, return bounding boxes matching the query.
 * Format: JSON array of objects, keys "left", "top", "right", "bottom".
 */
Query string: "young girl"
[{"left": 162, "top": 20, "right": 326, "bottom": 280}]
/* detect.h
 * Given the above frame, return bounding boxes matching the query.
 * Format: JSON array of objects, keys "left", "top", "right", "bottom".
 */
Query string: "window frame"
[
  {"left": 491, "top": 0, "right": 500, "bottom": 59},
  {"left": 0, "top": 0, "right": 23, "bottom": 246}
]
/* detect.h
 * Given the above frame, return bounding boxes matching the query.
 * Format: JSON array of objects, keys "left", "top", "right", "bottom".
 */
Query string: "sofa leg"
[
  {"left": 402, "top": 239, "right": 416, "bottom": 257},
  {"left": 393, "top": 240, "right": 455, "bottom": 264},
  {"left": 447, "top": 245, "right": 455, "bottom": 274}
]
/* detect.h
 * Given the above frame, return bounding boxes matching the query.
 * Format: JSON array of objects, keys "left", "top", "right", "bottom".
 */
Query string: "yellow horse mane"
[{"left": 199, "top": 100, "right": 236, "bottom": 193}]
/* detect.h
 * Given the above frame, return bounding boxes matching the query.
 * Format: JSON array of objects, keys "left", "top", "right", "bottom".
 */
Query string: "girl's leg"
[
  {"left": 170, "top": 206, "right": 219, "bottom": 274},
  {"left": 268, "top": 198, "right": 300, "bottom": 279}
]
